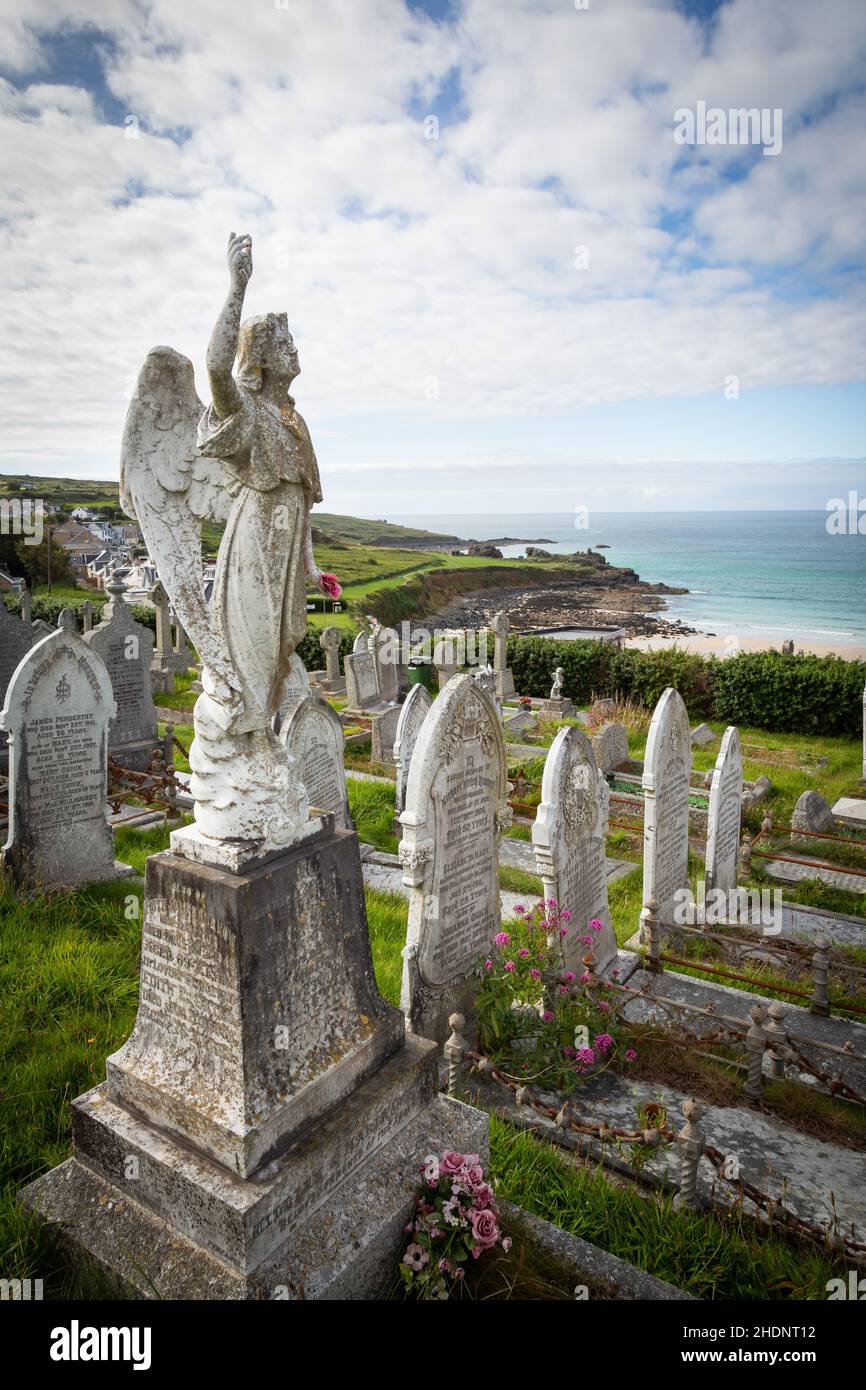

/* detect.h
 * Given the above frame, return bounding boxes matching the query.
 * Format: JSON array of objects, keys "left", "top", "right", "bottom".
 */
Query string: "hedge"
[
  {"left": 4, "top": 591, "right": 155, "bottom": 634},
  {"left": 507, "top": 636, "right": 865, "bottom": 738}
]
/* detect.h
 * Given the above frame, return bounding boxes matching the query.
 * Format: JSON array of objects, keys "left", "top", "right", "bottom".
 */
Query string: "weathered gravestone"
[
  {"left": 370, "top": 702, "right": 401, "bottom": 766},
  {"left": 489, "top": 611, "right": 515, "bottom": 700},
  {"left": 0, "top": 601, "right": 35, "bottom": 770},
  {"left": 318, "top": 626, "right": 345, "bottom": 694},
  {"left": 273, "top": 653, "right": 311, "bottom": 734},
  {"left": 532, "top": 726, "right": 618, "bottom": 974},
  {"left": 399, "top": 674, "right": 510, "bottom": 1042},
  {"left": 393, "top": 681, "right": 432, "bottom": 817},
  {"left": 432, "top": 632, "right": 461, "bottom": 690},
  {"left": 84, "top": 579, "right": 159, "bottom": 771},
  {"left": 0, "top": 611, "right": 127, "bottom": 891},
  {"left": 791, "top": 789, "right": 836, "bottom": 835},
  {"left": 592, "top": 721, "right": 629, "bottom": 774},
  {"left": 279, "top": 694, "right": 351, "bottom": 830},
  {"left": 705, "top": 725, "right": 743, "bottom": 894},
  {"left": 344, "top": 644, "right": 380, "bottom": 711},
  {"left": 642, "top": 687, "right": 692, "bottom": 928},
  {"left": 169, "top": 615, "right": 193, "bottom": 674},
  {"left": 371, "top": 626, "right": 400, "bottom": 704}
]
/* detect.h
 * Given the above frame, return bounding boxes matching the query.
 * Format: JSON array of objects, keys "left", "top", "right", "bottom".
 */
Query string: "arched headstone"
[
  {"left": 642, "top": 687, "right": 692, "bottom": 926},
  {"left": 1, "top": 611, "right": 119, "bottom": 890},
  {"left": 393, "top": 681, "right": 432, "bottom": 816},
  {"left": 279, "top": 694, "right": 351, "bottom": 829},
  {"left": 532, "top": 726, "right": 617, "bottom": 973},
  {"left": 399, "top": 674, "right": 510, "bottom": 1042},
  {"left": 705, "top": 726, "right": 743, "bottom": 895}
]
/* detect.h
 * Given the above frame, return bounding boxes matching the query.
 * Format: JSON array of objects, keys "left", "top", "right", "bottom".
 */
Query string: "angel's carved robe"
[{"left": 198, "top": 388, "right": 323, "bottom": 724}]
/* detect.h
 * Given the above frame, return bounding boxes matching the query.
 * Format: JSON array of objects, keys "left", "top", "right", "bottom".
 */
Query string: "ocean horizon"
[{"left": 387, "top": 510, "right": 866, "bottom": 649}]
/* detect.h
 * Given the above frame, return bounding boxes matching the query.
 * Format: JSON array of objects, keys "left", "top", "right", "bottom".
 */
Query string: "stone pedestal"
[
  {"left": 20, "top": 821, "right": 488, "bottom": 1297},
  {"left": 543, "top": 696, "right": 574, "bottom": 718}
]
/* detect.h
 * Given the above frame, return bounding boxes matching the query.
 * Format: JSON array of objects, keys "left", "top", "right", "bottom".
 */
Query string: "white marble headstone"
[
  {"left": 705, "top": 726, "right": 743, "bottom": 895},
  {"left": 279, "top": 694, "right": 351, "bottom": 830},
  {"left": 399, "top": 674, "right": 510, "bottom": 1042},
  {"left": 1, "top": 612, "right": 118, "bottom": 890},
  {"left": 532, "top": 725, "right": 617, "bottom": 973},
  {"left": 642, "top": 687, "right": 692, "bottom": 925},
  {"left": 273, "top": 653, "right": 311, "bottom": 734},
  {"left": 393, "top": 682, "right": 432, "bottom": 815}
]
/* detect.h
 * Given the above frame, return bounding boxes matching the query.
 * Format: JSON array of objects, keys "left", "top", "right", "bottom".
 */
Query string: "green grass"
[
  {"left": 365, "top": 889, "right": 408, "bottom": 1006},
  {"left": 348, "top": 777, "right": 398, "bottom": 853},
  {"left": 487, "top": 1115, "right": 848, "bottom": 1299}
]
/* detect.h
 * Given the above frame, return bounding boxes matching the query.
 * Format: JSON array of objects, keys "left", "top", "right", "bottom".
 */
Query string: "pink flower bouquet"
[{"left": 400, "top": 1150, "right": 510, "bottom": 1298}]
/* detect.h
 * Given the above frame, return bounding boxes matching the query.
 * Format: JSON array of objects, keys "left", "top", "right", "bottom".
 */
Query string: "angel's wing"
[{"left": 119, "top": 346, "right": 239, "bottom": 695}]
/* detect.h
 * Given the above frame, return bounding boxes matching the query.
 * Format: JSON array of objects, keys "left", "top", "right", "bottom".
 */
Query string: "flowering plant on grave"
[
  {"left": 473, "top": 899, "right": 635, "bottom": 1091},
  {"left": 400, "top": 1150, "right": 510, "bottom": 1299}
]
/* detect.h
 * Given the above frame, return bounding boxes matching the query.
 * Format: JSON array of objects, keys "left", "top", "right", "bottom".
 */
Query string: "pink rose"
[
  {"left": 470, "top": 1207, "right": 500, "bottom": 1250},
  {"left": 318, "top": 572, "right": 342, "bottom": 598},
  {"left": 463, "top": 1163, "right": 486, "bottom": 1191},
  {"left": 439, "top": 1151, "right": 466, "bottom": 1176}
]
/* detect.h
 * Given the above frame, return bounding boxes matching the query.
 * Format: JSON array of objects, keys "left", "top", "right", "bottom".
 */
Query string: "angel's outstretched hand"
[{"left": 227, "top": 232, "right": 252, "bottom": 290}]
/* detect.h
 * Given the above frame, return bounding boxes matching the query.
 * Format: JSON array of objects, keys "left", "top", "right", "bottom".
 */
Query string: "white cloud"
[{"left": 0, "top": 0, "right": 863, "bottom": 493}]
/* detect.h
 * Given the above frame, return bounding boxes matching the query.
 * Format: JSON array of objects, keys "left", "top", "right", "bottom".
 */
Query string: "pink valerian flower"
[
  {"left": 558, "top": 984, "right": 569, "bottom": 995},
  {"left": 611, "top": 969, "right": 621, "bottom": 979},
  {"left": 589, "top": 918, "right": 604, "bottom": 934},
  {"left": 504, "top": 960, "right": 515, "bottom": 972},
  {"left": 560, "top": 927, "right": 569, "bottom": 937},
  {"left": 560, "top": 910, "right": 572, "bottom": 922},
  {"left": 470, "top": 1208, "right": 500, "bottom": 1253},
  {"left": 484, "top": 959, "right": 493, "bottom": 970},
  {"left": 542, "top": 1010, "right": 554, "bottom": 1023},
  {"left": 599, "top": 1001, "right": 610, "bottom": 1013},
  {"left": 579, "top": 934, "right": 593, "bottom": 946},
  {"left": 514, "top": 904, "right": 526, "bottom": 915},
  {"left": 576, "top": 1046, "right": 595, "bottom": 1065},
  {"left": 594, "top": 1033, "right": 614, "bottom": 1054},
  {"left": 562, "top": 1045, "right": 576, "bottom": 1059},
  {"left": 529, "top": 968, "right": 542, "bottom": 980},
  {"left": 580, "top": 972, "right": 591, "bottom": 984},
  {"left": 563, "top": 971, "right": 576, "bottom": 983},
  {"left": 494, "top": 931, "right": 510, "bottom": 947},
  {"left": 403, "top": 1243, "right": 429, "bottom": 1272},
  {"left": 625, "top": 1047, "right": 637, "bottom": 1062},
  {"left": 518, "top": 948, "right": 530, "bottom": 958}
]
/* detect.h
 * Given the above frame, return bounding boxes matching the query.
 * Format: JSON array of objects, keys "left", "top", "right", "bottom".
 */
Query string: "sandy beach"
[{"left": 626, "top": 633, "right": 866, "bottom": 661}]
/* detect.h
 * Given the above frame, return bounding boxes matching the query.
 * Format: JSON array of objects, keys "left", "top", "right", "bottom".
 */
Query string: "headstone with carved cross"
[{"left": 318, "top": 625, "right": 345, "bottom": 694}]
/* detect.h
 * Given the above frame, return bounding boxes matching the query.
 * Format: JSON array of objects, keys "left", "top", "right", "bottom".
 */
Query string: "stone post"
[
  {"left": 675, "top": 1098, "right": 705, "bottom": 1210},
  {"left": 764, "top": 1001, "right": 788, "bottom": 1079},
  {"left": 642, "top": 895, "right": 662, "bottom": 973},
  {"left": 743, "top": 1003, "right": 767, "bottom": 1099},
  {"left": 20, "top": 588, "right": 31, "bottom": 624},
  {"left": 489, "top": 611, "right": 515, "bottom": 700},
  {"left": 319, "top": 626, "right": 345, "bottom": 693},
  {"left": 810, "top": 935, "right": 831, "bottom": 1018},
  {"left": 444, "top": 1012, "right": 468, "bottom": 1099},
  {"left": 82, "top": 599, "right": 93, "bottom": 634}
]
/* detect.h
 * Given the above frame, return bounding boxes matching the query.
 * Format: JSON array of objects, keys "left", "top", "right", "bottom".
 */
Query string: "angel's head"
[{"left": 236, "top": 312, "right": 299, "bottom": 391}]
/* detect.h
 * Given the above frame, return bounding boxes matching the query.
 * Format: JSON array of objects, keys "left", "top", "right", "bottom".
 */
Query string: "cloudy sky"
[{"left": 0, "top": 0, "right": 864, "bottom": 517}]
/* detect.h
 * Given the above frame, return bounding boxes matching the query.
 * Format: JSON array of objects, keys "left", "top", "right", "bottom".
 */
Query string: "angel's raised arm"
[{"left": 206, "top": 232, "right": 252, "bottom": 419}]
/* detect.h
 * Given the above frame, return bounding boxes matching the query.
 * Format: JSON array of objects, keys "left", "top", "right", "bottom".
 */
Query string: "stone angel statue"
[
  {"left": 120, "top": 232, "right": 341, "bottom": 854},
  {"left": 550, "top": 666, "right": 565, "bottom": 700}
]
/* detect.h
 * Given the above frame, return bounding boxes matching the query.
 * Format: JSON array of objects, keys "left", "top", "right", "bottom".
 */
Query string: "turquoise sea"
[{"left": 389, "top": 511, "right": 866, "bottom": 649}]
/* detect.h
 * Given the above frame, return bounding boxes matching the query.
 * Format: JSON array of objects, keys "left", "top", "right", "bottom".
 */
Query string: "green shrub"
[
  {"left": 710, "top": 650, "right": 866, "bottom": 737},
  {"left": 507, "top": 636, "right": 865, "bottom": 736}
]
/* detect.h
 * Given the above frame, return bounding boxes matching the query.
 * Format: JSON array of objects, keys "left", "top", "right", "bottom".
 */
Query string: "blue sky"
[{"left": 0, "top": 0, "right": 863, "bottom": 515}]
